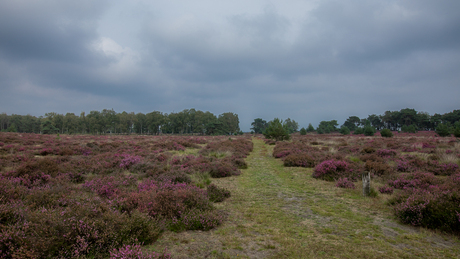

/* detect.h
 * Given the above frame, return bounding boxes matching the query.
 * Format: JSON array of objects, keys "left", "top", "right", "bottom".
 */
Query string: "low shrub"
[
  {"left": 365, "top": 161, "right": 392, "bottom": 176},
  {"left": 359, "top": 153, "right": 383, "bottom": 163},
  {"left": 207, "top": 184, "right": 231, "bottom": 202},
  {"left": 377, "top": 149, "right": 397, "bottom": 157},
  {"left": 155, "top": 170, "right": 192, "bottom": 184},
  {"left": 208, "top": 161, "right": 240, "bottom": 178},
  {"left": 167, "top": 208, "right": 225, "bottom": 232},
  {"left": 283, "top": 153, "right": 315, "bottom": 168},
  {"left": 380, "top": 129, "right": 393, "bottom": 138},
  {"left": 393, "top": 187, "right": 460, "bottom": 232},
  {"left": 361, "top": 147, "right": 375, "bottom": 154},
  {"left": 110, "top": 244, "right": 171, "bottom": 259},
  {"left": 388, "top": 172, "right": 439, "bottom": 190},
  {"left": 379, "top": 186, "right": 394, "bottom": 194},
  {"left": 313, "top": 160, "right": 353, "bottom": 181},
  {"left": 336, "top": 178, "right": 356, "bottom": 189}
]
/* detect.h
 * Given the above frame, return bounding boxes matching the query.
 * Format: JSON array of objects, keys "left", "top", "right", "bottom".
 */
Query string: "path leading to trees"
[{"left": 151, "top": 138, "right": 460, "bottom": 258}]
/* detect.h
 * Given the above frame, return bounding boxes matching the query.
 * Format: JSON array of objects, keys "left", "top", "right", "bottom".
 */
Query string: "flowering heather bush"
[
  {"left": 379, "top": 185, "right": 394, "bottom": 194},
  {"left": 360, "top": 147, "right": 375, "bottom": 154},
  {"left": 208, "top": 161, "right": 240, "bottom": 178},
  {"left": 283, "top": 152, "right": 316, "bottom": 167},
  {"left": 391, "top": 186, "right": 460, "bottom": 232},
  {"left": 401, "top": 147, "right": 418, "bottom": 152},
  {"left": 396, "top": 160, "right": 411, "bottom": 172},
  {"left": 272, "top": 141, "right": 320, "bottom": 159},
  {"left": 154, "top": 170, "right": 192, "bottom": 184},
  {"left": 422, "top": 142, "right": 436, "bottom": 149},
  {"left": 0, "top": 194, "right": 164, "bottom": 258},
  {"left": 359, "top": 153, "right": 384, "bottom": 163},
  {"left": 82, "top": 175, "right": 137, "bottom": 198},
  {"left": 207, "top": 184, "right": 231, "bottom": 202},
  {"left": 377, "top": 149, "right": 397, "bottom": 157},
  {"left": 136, "top": 181, "right": 212, "bottom": 218},
  {"left": 226, "top": 155, "right": 248, "bottom": 169},
  {"left": 336, "top": 178, "right": 356, "bottom": 189},
  {"left": 388, "top": 172, "right": 439, "bottom": 190},
  {"left": 119, "top": 154, "right": 143, "bottom": 169},
  {"left": 432, "top": 162, "right": 459, "bottom": 176},
  {"left": 365, "top": 161, "right": 393, "bottom": 176},
  {"left": 173, "top": 142, "right": 186, "bottom": 151},
  {"left": 110, "top": 244, "right": 171, "bottom": 259},
  {"left": 200, "top": 138, "right": 253, "bottom": 158},
  {"left": 313, "top": 160, "right": 353, "bottom": 181}
]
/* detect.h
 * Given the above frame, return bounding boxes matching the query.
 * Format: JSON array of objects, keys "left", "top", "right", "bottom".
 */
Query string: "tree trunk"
[{"left": 362, "top": 172, "right": 370, "bottom": 196}]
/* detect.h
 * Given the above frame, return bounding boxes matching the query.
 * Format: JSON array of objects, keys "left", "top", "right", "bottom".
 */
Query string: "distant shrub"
[
  {"left": 454, "top": 126, "right": 460, "bottom": 138},
  {"left": 436, "top": 123, "right": 451, "bottom": 137},
  {"left": 363, "top": 125, "right": 376, "bottom": 136},
  {"left": 339, "top": 126, "right": 350, "bottom": 135},
  {"left": 263, "top": 118, "right": 290, "bottom": 141},
  {"left": 380, "top": 129, "right": 393, "bottom": 138},
  {"left": 401, "top": 125, "right": 417, "bottom": 133},
  {"left": 299, "top": 127, "right": 307, "bottom": 135},
  {"left": 207, "top": 184, "right": 231, "bottom": 202}
]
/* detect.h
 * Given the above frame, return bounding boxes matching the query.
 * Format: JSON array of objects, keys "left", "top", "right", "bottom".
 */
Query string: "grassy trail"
[{"left": 150, "top": 138, "right": 460, "bottom": 258}]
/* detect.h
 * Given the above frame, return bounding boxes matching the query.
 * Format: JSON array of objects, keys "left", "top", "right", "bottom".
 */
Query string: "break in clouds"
[{"left": 1, "top": 0, "right": 459, "bottom": 131}]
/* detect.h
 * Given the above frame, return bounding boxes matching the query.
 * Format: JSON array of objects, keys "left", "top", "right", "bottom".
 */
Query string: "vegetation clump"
[
  {"left": 380, "top": 128, "right": 393, "bottom": 138},
  {"left": 207, "top": 184, "right": 231, "bottom": 202},
  {"left": 263, "top": 118, "right": 290, "bottom": 141},
  {"left": 312, "top": 160, "right": 352, "bottom": 181}
]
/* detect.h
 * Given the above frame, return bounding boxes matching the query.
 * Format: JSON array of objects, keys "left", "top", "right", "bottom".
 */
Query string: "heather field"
[
  {"left": 1, "top": 132, "right": 460, "bottom": 258},
  {"left": 0, "top": 133, "right": 252, "bottom": 258}
]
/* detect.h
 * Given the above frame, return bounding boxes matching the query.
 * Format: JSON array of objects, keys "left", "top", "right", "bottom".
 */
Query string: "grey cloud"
[
  {"left": 1, "top": 0, "right": 459, "bottom": 131},
  {"left": 0, "top": 0, "right": 108, "bottom": 63}
]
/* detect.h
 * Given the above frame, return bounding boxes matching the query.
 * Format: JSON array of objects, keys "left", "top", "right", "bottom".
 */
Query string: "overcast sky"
[{"left": 1, "top": 0, "right": 459, "bottom": 131}]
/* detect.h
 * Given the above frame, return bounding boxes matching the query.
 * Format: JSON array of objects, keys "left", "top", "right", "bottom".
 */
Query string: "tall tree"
[
  {"left": 367, "top": 114, "right": 383, "bottom": 131},
  {"left": 251, "top": 118, "right": 268, "bottom": 134},
  {"left": 284, "top": 118, "right": 299, "bottom": 133},
  {"left": 134, "top": 113, "right": 147, "bottom": 134},
  {"left": 317, "top": 120, "right": 338, "bottom": 134},
  {"left": 146, "top": 111, "right": 164, "bottom": 135},
  {"left": 218, "top": 112, "right": 240, "bottom": 135},
  {"left": 343, "top": 116, "right": 361, "bottom": 131}
]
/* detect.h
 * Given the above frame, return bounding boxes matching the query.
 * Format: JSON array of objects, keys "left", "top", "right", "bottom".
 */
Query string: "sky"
[{"left": 1, "top": 0, "right": 459, "bottom": 131}]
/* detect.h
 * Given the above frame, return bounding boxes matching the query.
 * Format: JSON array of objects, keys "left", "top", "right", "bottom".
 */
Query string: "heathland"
[{"left": 1, "top": 132, "right": 460, "bottom": 258}]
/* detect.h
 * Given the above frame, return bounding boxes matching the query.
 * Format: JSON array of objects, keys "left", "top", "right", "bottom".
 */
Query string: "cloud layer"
[{"left": 1, "top": 0, "right": 459, "bottom": 131}]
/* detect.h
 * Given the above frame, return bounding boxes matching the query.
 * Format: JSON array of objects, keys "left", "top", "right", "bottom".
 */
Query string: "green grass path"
[{"left": 151, "top": 138, "right": 460, "bottom": 258}]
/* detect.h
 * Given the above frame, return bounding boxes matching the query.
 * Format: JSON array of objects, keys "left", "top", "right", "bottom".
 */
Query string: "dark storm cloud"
[
  {"left": 0, "top": 1, "right": 108, "bottom": 63},
  {"left": 0, "top": 0, "right": 459, "bottom": 131}
]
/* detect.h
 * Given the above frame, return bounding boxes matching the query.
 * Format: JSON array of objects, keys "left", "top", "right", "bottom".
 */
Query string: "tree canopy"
[{"left": 0, "top": 109, "right": 240, "bottom": 135}]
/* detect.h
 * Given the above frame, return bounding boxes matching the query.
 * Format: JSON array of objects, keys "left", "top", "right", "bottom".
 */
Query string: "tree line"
[
  {"left": 0, "top": 109, "right": 241, "bottom": 135},
  {"left": 250, "top": 108, "right": 460, "bottom": 137},
  {"left": 312, "top": 108, "right": 460, "bottom": 135}
]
